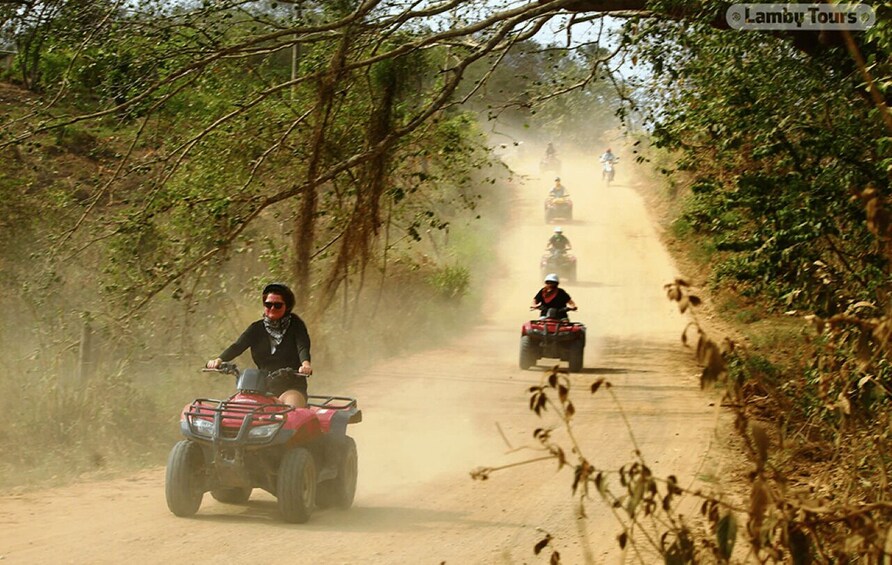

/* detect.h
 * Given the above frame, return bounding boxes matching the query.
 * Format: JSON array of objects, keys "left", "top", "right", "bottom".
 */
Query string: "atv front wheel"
[
  {"left": 211, "top": 487, "right": 252, "bottom": 504},
  {"left": 568, "top": 341, "right": 584, "bottom": 373},
  {"left": 520, "top": 336, "right": 537, "bottom": 370},
  {"left": 165, "top": 440, "right": 205, "bottom": 517},
  {"left": 317, "top": 436, "right": 358, "bottom": 510},
  {"left": 277, "top": 447, "right": 317, "bottom": 523}
]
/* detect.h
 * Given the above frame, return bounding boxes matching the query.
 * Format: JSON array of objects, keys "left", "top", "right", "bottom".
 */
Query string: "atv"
[
  {"left": 539, "top": 155, "right": 562, "bottom": 175},
  {"left": 520, "top": 307, "right": 586, "bottom": 372},
  {"left": 540, "top": 249, "right": 577, "bottom": 283},
  {"left": 165, "top": 363, "right": 361, "bottom": 523},
  {"left": 544, "top": 195, "right": 573, "bottom": 223}
]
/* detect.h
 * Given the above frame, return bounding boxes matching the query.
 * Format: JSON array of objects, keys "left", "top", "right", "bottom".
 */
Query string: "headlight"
[
  {"left": 248, "top": 424, "right": 280, "bottom": 440},
  {"left": 190, "top": 418, "right": 215, "bottom": 437}
]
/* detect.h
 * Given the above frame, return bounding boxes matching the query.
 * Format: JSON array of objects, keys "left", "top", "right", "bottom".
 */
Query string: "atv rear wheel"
[
  {"left": 165, "top": 440, "right": 205, "bottom": 517},
  {"left": 277, "top": 447, "right": 317, "bottom": 523},
  {"left": 520, "top": 336, "right": 537, "bottom": 370},
  {"left": 211, "top": 487, "right": 252, "bottom": 504},
  {"left": 317, "top": 436, "right": 358, "bottom": 510},
  {"left": 568, "top": 341, "right": 584, "bottom": 373}
]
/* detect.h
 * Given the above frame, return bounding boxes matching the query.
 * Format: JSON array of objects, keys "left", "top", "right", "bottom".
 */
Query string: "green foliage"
[
  {"left": 636, "top": 20, "right": 889, "bottom": 315},
  {"left": 427, "top": 264, "right": 470, "bottom": 299}
]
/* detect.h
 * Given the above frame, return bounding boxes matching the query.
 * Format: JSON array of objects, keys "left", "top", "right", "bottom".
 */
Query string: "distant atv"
[
  {"left": 540, "top": 249, "right": 577, "bottom": 283},
  {"left": 544, "top": 195, "right": 573, "bottom": 223},
  {"left": 165, "top": 364, "right": 361, "bottom": 523},
  {"left": 520, "top": 307, "right": 586, "bottom": 372},
  {"left": 540, "top": 155, "right": 562, "bottom": 175}
]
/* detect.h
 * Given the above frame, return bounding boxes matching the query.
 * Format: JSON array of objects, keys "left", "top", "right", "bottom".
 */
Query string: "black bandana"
[{"left": 263, "top": 313, "right": 292, "bottom": 353}]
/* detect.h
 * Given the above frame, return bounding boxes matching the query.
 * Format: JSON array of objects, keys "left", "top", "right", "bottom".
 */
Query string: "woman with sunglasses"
[{"left": 206, "top": 283, "right": 312, "bottom": 407}]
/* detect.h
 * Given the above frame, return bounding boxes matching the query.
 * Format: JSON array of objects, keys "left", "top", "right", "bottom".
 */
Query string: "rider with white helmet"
[
  {"left": 547, "top": 226, "right": 571, "bottom": 253},
  {"left": 532, "top": 273, "right": 577, "bottom": 318}
]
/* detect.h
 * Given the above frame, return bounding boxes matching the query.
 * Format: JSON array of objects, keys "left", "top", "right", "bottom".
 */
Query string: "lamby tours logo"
[{"left": 726, "top": 3, "right": 876, "bottom": 30}]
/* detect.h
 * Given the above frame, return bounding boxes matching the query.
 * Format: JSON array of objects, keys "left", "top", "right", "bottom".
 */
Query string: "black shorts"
[{"left": 267, "top": 371, "right": 308, "bottom": 397}]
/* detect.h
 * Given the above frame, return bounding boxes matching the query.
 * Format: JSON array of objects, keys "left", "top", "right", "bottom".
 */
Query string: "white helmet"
[
  {"left": 553, "top": 226, "right": 563, "bottom": 234},
  {"left": 554, "top": 177, "right": 561, "bottom": 182},
  {"left": 544, "top": 273, "right": 560, "bottom": 284}
]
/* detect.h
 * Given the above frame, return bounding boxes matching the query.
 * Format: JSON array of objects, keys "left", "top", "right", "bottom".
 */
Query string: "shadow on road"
[
  {"left": 194, "top": 500, "right": 522, "bottom": 532},
  {"left": 576, "top": 367, "right": 650, "bottom": 375}
]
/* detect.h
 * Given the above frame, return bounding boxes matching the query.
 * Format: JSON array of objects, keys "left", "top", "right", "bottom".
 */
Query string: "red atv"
[
  {"left": 165, "top": 364, "right": 361, "bottom": 523},
  {"left": 520, "top": 307, "right": 586, "bottom": 372}
]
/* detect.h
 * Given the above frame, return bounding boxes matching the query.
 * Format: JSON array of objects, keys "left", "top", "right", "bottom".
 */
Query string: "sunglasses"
[{"left": 263, "top": 301, "right": 285, "bottom": 310}]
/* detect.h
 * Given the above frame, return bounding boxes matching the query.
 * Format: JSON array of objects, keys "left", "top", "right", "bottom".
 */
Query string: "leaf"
[
  {"left": 617, "top": 531, "right": 628, "bottom": 549},
  {"left": 534, "top": 535, "right": 551, "bottom": 555},
  {"left": 595, "top": 472, "right": 606, "bottom": 499},
  {"left": 883, "top": 526, "right": 892, "bottom": 560},
  {"left": 858, "top": 375, "right": 873, "bottom": 389},
  {"left": 553, "top": 447, "right": 566, "bottom": 470},
  {"left": 591, "top": 378, "right": 606, "bottom": 394},
  {"left": 628, "top": 476, "right": 645, "bottom": 515},
  {"left": 565, "top": 402, "right": 575, "bottom": 419},
  {"left": 558, "top": 384, "right": 568, "bottom": 403},
  {"left": 688, "top": 294, "right": 701, "bottom": 306},
  {"left": 667, "top": 475, "right": 682, "bottom": 495},
  {"left": 804, "top": 314, "right": 825, "bottom": 334},
  {"left": 837, "top": 391, "right": 851, "bottom": 416},
  {"left": 749, "top": 477, "right": 770, "bottom": 532},
  {"left": 715, "top": 513, "right": 738, "bottom": 559},
  {"left": 678, "top": 295, "right": 689, "bottom": 313},
  {"left": 751, "top": 423, "right": 769, "bottom": 469},
  {"left": 666, "top": 284, "right": 681, "bottom": 301}
]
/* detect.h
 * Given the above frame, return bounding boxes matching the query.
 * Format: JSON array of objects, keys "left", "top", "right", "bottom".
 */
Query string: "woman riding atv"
[{"left": 206, "top": 283, "right": 313, "bottom": 408}]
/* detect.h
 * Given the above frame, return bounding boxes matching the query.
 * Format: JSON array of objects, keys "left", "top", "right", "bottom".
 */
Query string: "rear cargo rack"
[
  {"left": 308, "top": 395, "right": 362, "bottom": 424},
  {"left": 307, "top": 395, "right": 357, "bottom": 409}
]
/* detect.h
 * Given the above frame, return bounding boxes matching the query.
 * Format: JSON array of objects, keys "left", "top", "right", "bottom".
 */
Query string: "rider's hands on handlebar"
[{"left": 206, "top": 357, "right": 222, "bottom": 369}]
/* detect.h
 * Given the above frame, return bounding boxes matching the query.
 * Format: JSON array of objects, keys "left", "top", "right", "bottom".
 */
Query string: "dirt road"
[{"left": 0, "top": 153, "right": 727, "bottom": 564}]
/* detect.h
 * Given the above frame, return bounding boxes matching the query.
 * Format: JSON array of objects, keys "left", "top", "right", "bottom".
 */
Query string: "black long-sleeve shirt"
[
  {"left": 534, "top": 287, "right": 572, "bottom": 314},
  {"left": 219, "top": 313, "right": 311, "bottom": 372}
]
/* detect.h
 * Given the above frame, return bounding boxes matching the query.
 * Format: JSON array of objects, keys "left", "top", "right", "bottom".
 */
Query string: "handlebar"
[
  {"left": 202, "top": 362, "right": 239, "bottom": 376},
  {"left": 201, "top": 363, "right": 312, "bottom": 377}
]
